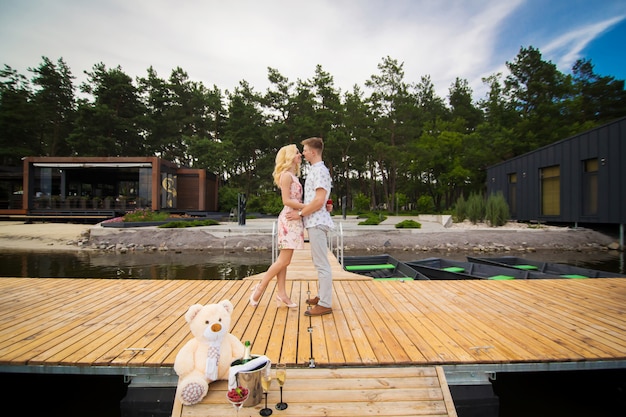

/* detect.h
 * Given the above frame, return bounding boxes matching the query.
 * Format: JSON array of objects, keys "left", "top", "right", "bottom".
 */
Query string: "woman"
[{"left": 249, "top": 144, "right": 305, "bottom": 307}]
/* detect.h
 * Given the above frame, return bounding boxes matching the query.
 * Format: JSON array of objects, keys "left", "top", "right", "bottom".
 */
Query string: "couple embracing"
[{"left": 249, "top": 137, "right": 334, "bottom": 316}]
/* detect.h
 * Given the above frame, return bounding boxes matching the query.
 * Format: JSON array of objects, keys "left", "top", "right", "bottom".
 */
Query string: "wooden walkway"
[
  {"left": 171, "top": 366, "right": 458, "bottom": 417},
  {"left": 1, "top": 246, "right": 625, "bottom": 416},
  {"left": 1, "top": 249, "right": 625, "bottom": 369}
]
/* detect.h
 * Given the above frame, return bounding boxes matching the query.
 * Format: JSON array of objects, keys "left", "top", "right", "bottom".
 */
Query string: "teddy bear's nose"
[{"left": 211, "top": 323, "right": 222, "bottom": 332}]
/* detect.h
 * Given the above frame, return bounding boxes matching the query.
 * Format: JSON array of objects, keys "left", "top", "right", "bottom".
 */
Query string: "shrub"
[
  {"left": 218, "top": 186, "right": 241, "bottom": 212},
  {"left": 466, "top": 192, "right": 485, "bottom": 224},
  {"left": 395, "top": 219, "right": 421, "bottom": 229},
  {"left": 158, "top": 219, "right": 219, "bottom": 228},
  {"left": 353, "top": 193, "right": 370, "bottom": 212},
  {"left": 485, "top": 192, "right": 510, "bottom": 227},
  {"left": 454, "top": 194, "right": 467, "bottom": 222},
  {"left": 358, "top": 216, "right": 381, "bottom": 225},
  {"left": 416, "top": 195, "right": 435, "bottom": 214},
  {"left": 259, "top": 193, "right": 283, "bottom": 215},
  {"left": 244, "top": 194, "right": 262, "bottom": 213},
  {"left": 358, "top": 213, "right": 387, "bottom": 225},
  {"left": 123, "top": 209, "right": 169, "bottom": 222},
  {"left": 395, "top": 192, "right": 408, "bottom": 211}
]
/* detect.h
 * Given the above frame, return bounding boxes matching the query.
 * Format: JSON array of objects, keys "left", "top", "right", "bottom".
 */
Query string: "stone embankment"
[
  {"left": 77, "top": 221, "right": 621, "bottom": 255},
  {"left": 1, "top": 218, "right": 622, "bottom": 254}
]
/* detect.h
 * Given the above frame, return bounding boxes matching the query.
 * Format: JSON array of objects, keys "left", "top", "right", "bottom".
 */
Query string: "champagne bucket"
[{"left": 231, "top": 356, "right": 270, "bottom": 407}]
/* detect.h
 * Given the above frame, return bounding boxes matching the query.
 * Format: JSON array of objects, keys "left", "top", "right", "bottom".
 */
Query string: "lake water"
[
  {"left": 0, "top": 249, "right": 624, "bottom": 279},
  {"left": 0, "top": 250, "right": 271, "bottom": 280}
]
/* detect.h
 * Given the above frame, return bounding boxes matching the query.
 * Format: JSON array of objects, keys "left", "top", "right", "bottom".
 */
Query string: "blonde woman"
[{"left": 249, "top": 144, "right": 305, "bottom": 307}]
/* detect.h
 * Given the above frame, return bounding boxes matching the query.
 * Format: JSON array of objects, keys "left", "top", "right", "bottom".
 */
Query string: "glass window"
[
  {"left": 541, "top": 165, "right": 560, "bottom": 216},
  {"left": 138, "top": 168, "right": 152, "bottom": 208}
]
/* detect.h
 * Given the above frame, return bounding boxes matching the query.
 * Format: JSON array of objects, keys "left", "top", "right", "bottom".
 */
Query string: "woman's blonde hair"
[{"left": 272, "top": 144, "right": 300, "bottom": 186}]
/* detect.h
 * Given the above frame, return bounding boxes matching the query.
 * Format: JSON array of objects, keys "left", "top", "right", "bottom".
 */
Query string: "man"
[{"left": 288, "top": 137, "right": 334, "bottom": 316}]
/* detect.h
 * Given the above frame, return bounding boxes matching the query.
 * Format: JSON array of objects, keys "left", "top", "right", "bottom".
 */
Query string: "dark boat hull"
[
  {"left": 342, "top": 255, "right": 427, "bottom": 280},
  {"left": 467, "top": 256, "right": 625, "bottom": 278},
  {"left": 405, "top": 257, "right": 555, "bottom": 280}
]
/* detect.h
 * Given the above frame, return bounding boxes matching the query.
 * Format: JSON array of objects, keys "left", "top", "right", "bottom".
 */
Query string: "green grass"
[
  {"left": 123, "top": 209, "right": 170, "bottom": 222},
  {"left": 158, "top": 219, "right": 219, "bottom": 228},
  {"left": 395, "top": 219, "right": 422, "bottom": 229}
]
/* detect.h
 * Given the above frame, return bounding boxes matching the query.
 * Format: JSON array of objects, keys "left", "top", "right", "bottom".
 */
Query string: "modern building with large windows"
[
  {"left": 0, "top": 156, "right": 218, "bottom": 220},
  {"left": 485, "top": 117, "right": 625, "bottom": 231}
]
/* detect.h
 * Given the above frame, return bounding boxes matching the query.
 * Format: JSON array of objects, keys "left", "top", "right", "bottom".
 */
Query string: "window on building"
[
  {"left": 582, "top": 158, "right": 598, "bottom": 216},
  {"left": 508, "top": 173, "right": 517, "bottom": 218},
  {"left": 31, "top": 164, "right": 151, "bottom": 210},
  {"left": 138, "top": 168, "right": 152, "bottom": 208},
  {"left": 541, "top": 165, "right": 560, "bottom": 216}
]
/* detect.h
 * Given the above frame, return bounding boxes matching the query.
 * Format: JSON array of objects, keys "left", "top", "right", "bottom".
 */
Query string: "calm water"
[
  {"left": 0, "top": 248, "right": 623, "bottom": 279},
  {"left": 0, "top": 250, "right": 271, "bottom": 279}
]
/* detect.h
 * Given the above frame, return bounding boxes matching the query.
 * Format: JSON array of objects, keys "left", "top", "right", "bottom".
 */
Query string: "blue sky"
[{"left": 1, "top": 0, "right": 624, "bottom": 101}]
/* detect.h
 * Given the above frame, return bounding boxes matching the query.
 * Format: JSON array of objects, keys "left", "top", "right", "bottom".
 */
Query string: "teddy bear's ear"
[
  {"left": 219, "top": 299, "right": 234, "bottom": 314},
  {"left": 184, "top": 304, "right": 204, "bottom": 323}
]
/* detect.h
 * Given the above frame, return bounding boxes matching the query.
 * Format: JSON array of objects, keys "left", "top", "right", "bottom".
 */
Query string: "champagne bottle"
[{"left": 241, "top": 340, "right": 252, "bottom": 363}]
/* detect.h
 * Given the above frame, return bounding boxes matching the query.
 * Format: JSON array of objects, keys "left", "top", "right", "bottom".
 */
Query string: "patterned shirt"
[{"left": 303, "top": 161, "right": 334, "bottom": 230}]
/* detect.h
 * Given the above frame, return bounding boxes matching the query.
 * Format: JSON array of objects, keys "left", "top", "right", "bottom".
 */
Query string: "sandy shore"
[
  {"left": 0, "top": 218, "right": 621, "bottom": 253},
  {"left": 0, "top": 221, "right": 91, "bottom": 251}
]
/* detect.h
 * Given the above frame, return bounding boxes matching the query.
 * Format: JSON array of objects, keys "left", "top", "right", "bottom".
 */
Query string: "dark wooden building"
[
  {"left": 0, "top": 156, "right": 218, "bottom": 219},
  {"left": 486, "top": 117, "right": 625, "bottom": 233}
]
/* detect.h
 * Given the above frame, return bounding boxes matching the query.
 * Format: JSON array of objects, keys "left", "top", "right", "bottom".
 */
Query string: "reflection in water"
[
  {"left": 0, "top": 250, "right": 271, "bottom": 280},
  {"left": 0, "top": 249, "right": 623, "bottom": 280}
]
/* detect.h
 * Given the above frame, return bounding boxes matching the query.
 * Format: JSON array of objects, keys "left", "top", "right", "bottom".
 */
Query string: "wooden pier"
[
  {"left": 171, "top": 366, "right": 458, "bottom": 417},
  {"left": 1, "top": 246, "right": 625, "bottom": 416}
]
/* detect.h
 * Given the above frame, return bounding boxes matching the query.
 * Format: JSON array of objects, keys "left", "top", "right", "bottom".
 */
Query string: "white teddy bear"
[{"left": 174, "top": 300, "right": 245, "bottom": 405}]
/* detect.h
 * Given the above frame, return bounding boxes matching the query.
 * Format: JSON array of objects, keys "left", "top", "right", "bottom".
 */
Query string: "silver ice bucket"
[{"left": 230, "top": 356, "right": 270, "bottom": 407}]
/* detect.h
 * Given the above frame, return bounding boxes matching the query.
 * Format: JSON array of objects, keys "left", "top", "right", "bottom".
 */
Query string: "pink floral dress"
[{"left": 277, "top": 172, "right": 304, "bottom": 249}]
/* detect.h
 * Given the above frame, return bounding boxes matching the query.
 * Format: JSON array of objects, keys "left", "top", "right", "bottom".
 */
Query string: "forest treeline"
[{"left": 1, "top": 46, "right": 625, "bottom": 212}]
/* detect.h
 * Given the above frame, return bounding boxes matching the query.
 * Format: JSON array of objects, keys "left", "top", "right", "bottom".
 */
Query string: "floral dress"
[{"left": 277, "top": 172, "right": 304, "bottom": 249}]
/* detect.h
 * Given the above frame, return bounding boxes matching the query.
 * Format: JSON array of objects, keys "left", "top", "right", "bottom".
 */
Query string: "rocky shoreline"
[
  {"left": 1, "top": 220, "right": 622, "bottom": 255},
  {"left": 82, "top": 224, "right": 621, "bottom": 255}
]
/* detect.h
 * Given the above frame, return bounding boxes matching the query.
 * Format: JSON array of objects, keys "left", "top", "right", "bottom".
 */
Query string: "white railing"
[{"left": 329, "top": 222, "right": 344, "bottom": 265}]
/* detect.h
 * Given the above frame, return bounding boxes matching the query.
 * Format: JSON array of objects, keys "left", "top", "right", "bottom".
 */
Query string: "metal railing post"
[{"left": 326, "top": 222, "right": 344, "bottom": 265}]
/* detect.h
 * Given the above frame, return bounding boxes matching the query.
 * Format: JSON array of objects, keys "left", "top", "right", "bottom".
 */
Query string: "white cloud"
[
  {"left": 0, "top": 0, "right": 623, "bottom": 104},
  {"left": 540, "top": 15, "right": 626, "bottom": 70}
]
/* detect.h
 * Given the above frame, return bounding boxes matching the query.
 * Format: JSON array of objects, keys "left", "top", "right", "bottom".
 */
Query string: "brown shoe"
[
  {"left": 304, "top": 305, "right": 332, "bottom": 316},
  {"left": 306, "top": 296, "right": 320, "bottom": 306}
]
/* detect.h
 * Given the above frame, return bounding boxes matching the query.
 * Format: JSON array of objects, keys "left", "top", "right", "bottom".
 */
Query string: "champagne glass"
[
  {"left": 226, "top": 387, "right": 249, "bottom": 416},
  {"left": 260, "top": 371, "right": 273, "bottom": 416},
  {"left": 275, "top": 363, "right": 287, "bottom": 410}
]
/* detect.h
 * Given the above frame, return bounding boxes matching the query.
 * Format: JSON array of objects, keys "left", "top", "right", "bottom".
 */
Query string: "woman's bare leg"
[
  {"left": 251, "top": 249, "right": 294, "bottom": 303},
  {"left": 276, "top": 250, "right": 295, "bottom": 301}
]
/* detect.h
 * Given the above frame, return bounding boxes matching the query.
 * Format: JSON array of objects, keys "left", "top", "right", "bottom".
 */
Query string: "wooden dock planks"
[
  {"left": 1, "top": 248, "right": 626, "bottom": 417},
  {"left": 171, "top": 366, "right": 458, "bottom": 417},
  {"left": 1, "top": 275, "right": 625, "bottom": 369}
]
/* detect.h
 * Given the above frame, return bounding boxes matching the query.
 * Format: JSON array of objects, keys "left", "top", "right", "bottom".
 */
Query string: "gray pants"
[{"left": 307, "top": 226, "right": 332, "bottom": 308}]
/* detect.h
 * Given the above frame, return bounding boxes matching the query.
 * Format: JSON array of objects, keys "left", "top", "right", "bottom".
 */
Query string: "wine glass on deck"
[
  {"left": 226, "top": 386, "right": 249, "bottom": 416},
  {"left": 275, "top": 363, "right": 287, "bottom": 410},
  {"left": 260, "top": 371, "right": 273, "bottom": 416}
]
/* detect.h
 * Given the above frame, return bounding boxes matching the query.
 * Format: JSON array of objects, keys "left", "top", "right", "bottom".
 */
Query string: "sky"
[{"left": 1, "top": 0, "right": 625, "bottom": 102}]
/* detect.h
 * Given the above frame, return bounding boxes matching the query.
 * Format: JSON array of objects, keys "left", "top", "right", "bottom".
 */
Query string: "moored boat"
[
  {"left": 342, "top": 254, "right": 427, "bottom": 280},
  {"left": 404, "top": 257, "right": 556, "bottom": 280},
  {"left": 467, "top": 256, "right": 625, "bottom": 278}
]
